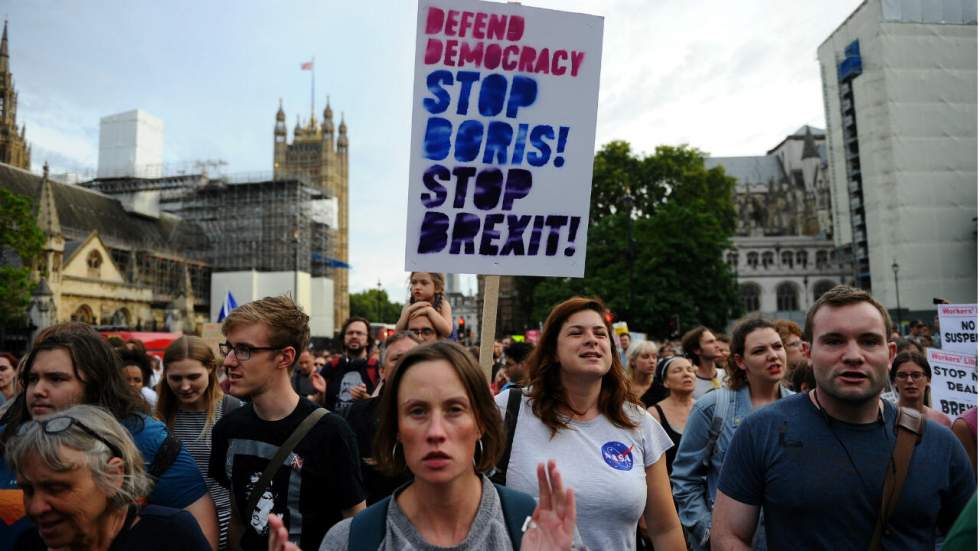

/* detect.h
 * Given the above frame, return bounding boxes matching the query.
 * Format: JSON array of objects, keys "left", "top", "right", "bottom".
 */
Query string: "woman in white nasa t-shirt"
[{"left": 495, "top": 297, "right": 685, "bottom": 550}]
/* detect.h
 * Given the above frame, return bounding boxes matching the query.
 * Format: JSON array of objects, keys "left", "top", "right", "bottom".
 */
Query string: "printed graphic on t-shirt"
[
  {"left": 336, "top": 371, "right": 365, "bottom": 413},
  {"left": 246, "top": 472, "right": 277, "bottom": 534},
  {"left": 227, "top": 439, "right": 303, "bottom": 543},
  {"left": 601, "top": 441, "right": 634, "bottom": 471}
]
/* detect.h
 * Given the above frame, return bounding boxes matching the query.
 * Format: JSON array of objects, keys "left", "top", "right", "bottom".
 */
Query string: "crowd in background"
[{"left": 0, "top": 274, "right": 975, "bottom": 551}]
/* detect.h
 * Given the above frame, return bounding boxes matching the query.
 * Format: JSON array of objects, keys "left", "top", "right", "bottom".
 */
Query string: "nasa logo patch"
[{"left": 600, "top": 441, "right": 634, "bottom": 471}]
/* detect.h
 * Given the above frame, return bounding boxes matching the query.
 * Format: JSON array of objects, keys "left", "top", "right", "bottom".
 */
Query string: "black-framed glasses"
[
  {"left": 896, "top": 371, "right": 925, "bottom": 381},
  {"left": 409, "top": 327, "right": 436, "bottom": 338},
  {"left": 218, "top": 341, "right": 282, "bottom": 361},
  {"left": 19, "top": 416, "right": 124, "bottom": 458}
]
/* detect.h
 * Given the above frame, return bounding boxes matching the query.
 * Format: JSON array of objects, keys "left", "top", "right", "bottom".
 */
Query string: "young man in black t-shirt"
[{"left": 210, "top": 296, "right": 365, "bottom": 551}]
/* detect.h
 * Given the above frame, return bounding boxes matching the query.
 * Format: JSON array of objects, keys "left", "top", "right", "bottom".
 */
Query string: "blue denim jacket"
[{"left": 670, "top": 385, "right": 794, "bottom": 550}]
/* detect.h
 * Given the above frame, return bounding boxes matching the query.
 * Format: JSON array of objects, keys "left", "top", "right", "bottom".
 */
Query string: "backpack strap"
[
  {"left": 701, "top": 388, "right": 732, "bottom": 468},
  {"left": 147, "top": 432, "right": 183, "bottom": 479},
  {"left": 494, "top": 483, "right": 537, "bottom": 550},
  {"left": 348, "top": 496, "right": 390, "bottom": 551},
  {"left": 244, "top": 408, "right": 328, "bottom": 523},
  {"left": 491, "top": 388, "right": 523, "bottom": 485},
  {"left": 365, "top": 358, "right": 380, "bottom": 388},
  {"left": 868, "top": 406, "right": 925, "bottom": 550}
]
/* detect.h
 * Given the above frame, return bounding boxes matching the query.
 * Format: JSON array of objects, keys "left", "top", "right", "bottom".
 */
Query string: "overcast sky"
[{"left": 9, "top": 0, "right": 862, "bottom": 301}]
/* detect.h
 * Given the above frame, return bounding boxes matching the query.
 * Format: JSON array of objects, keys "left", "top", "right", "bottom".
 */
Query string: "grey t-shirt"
[
  {"left": 319, "top": 476, "right": 514, "bottom": 550},
  {"left": 494, "top": 390, "right": 673, "bottom": 551}
]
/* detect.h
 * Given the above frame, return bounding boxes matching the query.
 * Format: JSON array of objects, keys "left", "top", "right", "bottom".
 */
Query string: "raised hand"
[
  {"left": 521, "top": 460, "right": 576, "bottom": 551},
  {"left": 266, "top": 514, "right": 301, "bottom": 551}
]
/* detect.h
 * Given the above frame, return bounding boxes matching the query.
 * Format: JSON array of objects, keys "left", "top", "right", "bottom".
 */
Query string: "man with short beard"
[
  {"left": 316, "top": 317, "right": 379, "bottom": 414},
  {"left": 711, "top": 286, "right": 974, "bottom": 549}
]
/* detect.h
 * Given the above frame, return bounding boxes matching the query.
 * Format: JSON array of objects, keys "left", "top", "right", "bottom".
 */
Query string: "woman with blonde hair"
[
  {"left": 626, "top": 340, "right": 661, "bottom": 407},
  {"left": 158, "top": 336, "right": 242, "bottom": 550}
]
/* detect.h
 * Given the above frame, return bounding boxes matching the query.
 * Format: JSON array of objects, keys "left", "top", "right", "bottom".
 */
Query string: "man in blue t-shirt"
[{"left": 712, "top": 285, "right": 975, "bottom": 550}]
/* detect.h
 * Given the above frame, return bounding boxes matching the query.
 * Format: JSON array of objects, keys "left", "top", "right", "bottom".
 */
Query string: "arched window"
[
  {"left": 777, "top": 282, "right": 799, "bottom": 311},
  {"left": 796, "top": 250, "right": 808, "bottom": 269},
  {"left": 111, "top": 308, "right": 130, "bottom": 328},
  {"left": 813, "top": 280, "right": 837, "bottom": 303},
  {"left": 72, "top": 304, "right": 96, "bottom": 324},
  {"left": 740, "top": 283, "right": 761, "bottom": 313},
  {"left": 747, "top": 252, "right": 759, "bottom": 269},
  {"left": 726, "top": 251, "right": 739, "bottom": 268},
  {"left": 781, "top": 251, "right": 794, "bottom": 268},
  {"left": 762, "top": 252, "right": 774, "bottom": 269},
  {"left": 816, "top": 250, "right": 829, "bottom": 268},
  {"left": 87, "top": 250, "right": 103, "bottom": 279}
]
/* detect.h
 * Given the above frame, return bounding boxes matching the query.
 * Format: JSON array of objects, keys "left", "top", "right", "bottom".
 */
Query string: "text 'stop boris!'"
[{"left": 405, "top": 0, "right": 604, "bottom": 277}]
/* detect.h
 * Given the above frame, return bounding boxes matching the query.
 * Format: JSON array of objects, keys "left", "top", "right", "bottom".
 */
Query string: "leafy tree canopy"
[
  {"left": 523, "top": 141, "right": 741, "bottom": 339},
  {"left": 0, "top": 188, "right": 44, "bottom": 326},
  {"left": 349, "top": 288, "right": 403, "bottom": 324}
]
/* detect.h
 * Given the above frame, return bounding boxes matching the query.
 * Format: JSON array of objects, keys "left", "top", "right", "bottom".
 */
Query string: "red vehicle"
[{"left": 100, "top": 331, "right": 182, "bottom": 361}]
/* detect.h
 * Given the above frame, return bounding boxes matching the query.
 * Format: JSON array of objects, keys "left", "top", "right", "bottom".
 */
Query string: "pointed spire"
[
  {"left": 337, "top": 113, "right": 348, "bottom": 149},
  {"left": 0, "top": 20, "right": 8, "bottom": 67},
  {"left": 276, "top": 98, "right": 285, "bottom": 121},
  {"left": 37, "top": 162, "right": 62, "bottom": 237},
  {"left": 801, "top": 126, "right": 820, "bottom": 159},
  {"left": 322, "top": 95, "right": 334, "bottom": 135}
]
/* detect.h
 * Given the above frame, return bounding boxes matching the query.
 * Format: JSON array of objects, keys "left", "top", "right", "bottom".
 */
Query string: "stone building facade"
[
  {"left": 707, "top": 126, "right": 851, "bottom": 323},
  {"left": 0, "top": 162, "right": 209, "bottom": 331},
  {"left": 273, "top": 99, "right": 350, "bottom": 329},
  {"left": 0, "top": 21, "right": 30, "bottom": 170}
]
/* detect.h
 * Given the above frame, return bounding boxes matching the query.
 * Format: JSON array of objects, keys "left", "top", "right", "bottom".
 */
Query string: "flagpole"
[{"left": 310, "top": 56, "right": 316, "bottom": 123}]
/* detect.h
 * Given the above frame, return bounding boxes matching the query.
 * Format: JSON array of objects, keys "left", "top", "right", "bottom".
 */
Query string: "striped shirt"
[{"left": 172, "top": 396, "right": 241, "bottom": 551}]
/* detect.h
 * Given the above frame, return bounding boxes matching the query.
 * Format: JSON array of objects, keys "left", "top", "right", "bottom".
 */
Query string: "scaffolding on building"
[{"left": 81, "top": 172, "right": 335, "bottom": 281}]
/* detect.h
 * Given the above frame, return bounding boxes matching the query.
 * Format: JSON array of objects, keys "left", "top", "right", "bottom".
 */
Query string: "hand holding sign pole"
[{"left": 406, "top": 0, "right": 604, "bottom": 379}]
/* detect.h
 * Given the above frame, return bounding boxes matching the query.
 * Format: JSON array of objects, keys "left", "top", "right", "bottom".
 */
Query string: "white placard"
[
  {"left": 926, "top": 348, "right": 978, "bottom": 421},
  {"left": 405, "top": 0, "right": 603, "bottom": 277},
  {"left": 938, "top": 304, "right": 978, "bottom": 355}
]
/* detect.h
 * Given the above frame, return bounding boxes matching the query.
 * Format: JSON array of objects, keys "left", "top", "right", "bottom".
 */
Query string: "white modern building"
[
  {"left": 708, "top": 126, "right": 851, "bottom": 324},
  {"left": 97, "top": 109, "right": 164, "bottom": 178},
  {"left": 818, "top": 0, "right": 977, "bottom": 319},
  {"left": 211, "top": 271, "right": 334, "bottom": 337}
]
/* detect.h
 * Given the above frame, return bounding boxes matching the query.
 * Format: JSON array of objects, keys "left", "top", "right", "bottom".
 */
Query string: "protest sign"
[
  {"left": 405, "top": 0, "right": 603, "bottom": 277},
  {"left": 926, "top": 348, "right": 977, "bottom": 421},
  {"left": 938, "top": 303, "right": 978, "bottom": 355}
]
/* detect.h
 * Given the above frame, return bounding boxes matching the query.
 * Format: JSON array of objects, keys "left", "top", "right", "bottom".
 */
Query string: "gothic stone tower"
[
  {"left": 0, "top": 21, "right": 31, "bottom": 169},
  {"left": 273, "top": 98, "right": 349, "bottom": 329}
]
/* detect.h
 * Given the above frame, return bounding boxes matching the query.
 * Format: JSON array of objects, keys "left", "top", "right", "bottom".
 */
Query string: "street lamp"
[
  {"left": 376, "top": 279, "right": 383, "bottom": 323},
  {"left": 892, "top": 260, "right": 902, "bottom": 334}
]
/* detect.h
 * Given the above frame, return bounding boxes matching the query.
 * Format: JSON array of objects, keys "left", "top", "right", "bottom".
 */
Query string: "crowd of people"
[{"left": 0, "top": 272, "right": 975, "bottom": 550}]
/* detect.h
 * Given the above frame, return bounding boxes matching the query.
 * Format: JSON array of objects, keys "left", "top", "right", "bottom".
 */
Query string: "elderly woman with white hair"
[
  {"left": 626, "top": 340, "right": 662, "bottom": 407},
  {"left": 9, "top": 404, "right": 211, "bottom": 551}
]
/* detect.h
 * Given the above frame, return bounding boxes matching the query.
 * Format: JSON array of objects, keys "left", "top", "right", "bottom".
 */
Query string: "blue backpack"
[{"left": 347, "top": 483, "right": 536, "bottom": 550}]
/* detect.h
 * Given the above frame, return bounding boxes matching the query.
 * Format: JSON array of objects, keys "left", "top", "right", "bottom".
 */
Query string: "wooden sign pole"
[{"left": 478, "top": 275, "right": 500, "bottom": 382}]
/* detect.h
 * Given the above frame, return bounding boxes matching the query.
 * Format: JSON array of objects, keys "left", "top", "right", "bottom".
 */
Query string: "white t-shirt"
[{"left": 494, "top": 390, "right": 673, "bottom": 551}]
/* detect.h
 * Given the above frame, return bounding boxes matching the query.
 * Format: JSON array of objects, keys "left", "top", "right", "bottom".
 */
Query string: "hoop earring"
[
  {"left": 473, "top": 438, "right": 484, "bottom": 467},
  {"left": 392, "top": 441, "right": 401, "bottom": 460}
]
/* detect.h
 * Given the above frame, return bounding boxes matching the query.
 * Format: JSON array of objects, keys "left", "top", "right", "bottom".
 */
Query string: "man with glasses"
[
  {"left": 315, "top": 317, "right": 381, "bottom": 414},
  {"left": 407, "top": 312, "right": 439, "bottom": 344},
  {"left": 210, "top": 296, "right": 365, "bottom": 551}
]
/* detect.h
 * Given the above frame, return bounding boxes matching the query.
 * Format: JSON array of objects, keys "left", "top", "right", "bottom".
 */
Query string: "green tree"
[
  {"left": 522, "top": 141, "right": 741, "bottom": 338},
  {"left": 349, "top": 288, "right": 403, "bottom": 324},
  {"left": 0, "top": 188, "right": 44, "bottom": 327}
]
